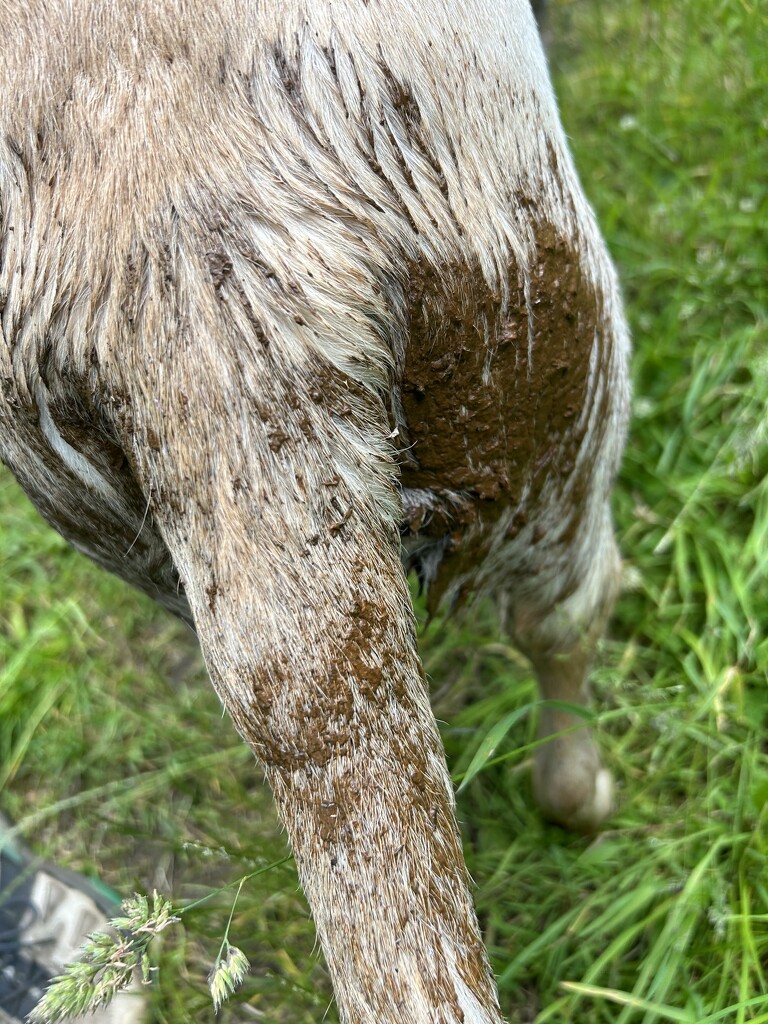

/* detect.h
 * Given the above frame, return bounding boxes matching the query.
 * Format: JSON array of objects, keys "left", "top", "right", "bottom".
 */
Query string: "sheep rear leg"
[
  {"left": 116, "top": 354, "right": 505, "bottom": 1023},
  {"left": 515, "top": 517, "right": 622, "bottom": 832},
  {"left": 531, "top": 643, "right": 614, "bottom": 831}
]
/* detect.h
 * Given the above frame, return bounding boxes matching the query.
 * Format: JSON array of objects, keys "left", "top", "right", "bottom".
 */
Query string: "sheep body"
[{"left": 0, "top": 2, "right": 630, "bottom": 1020}]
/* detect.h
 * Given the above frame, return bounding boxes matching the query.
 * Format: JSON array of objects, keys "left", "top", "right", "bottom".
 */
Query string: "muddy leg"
[{"left": 113, "top": 329, "right": 505, "bottom": 1023}]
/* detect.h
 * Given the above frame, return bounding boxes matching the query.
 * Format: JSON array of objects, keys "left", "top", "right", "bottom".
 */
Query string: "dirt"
[{"left": 399, "top": 218, "right": 610, "bottom": 604}]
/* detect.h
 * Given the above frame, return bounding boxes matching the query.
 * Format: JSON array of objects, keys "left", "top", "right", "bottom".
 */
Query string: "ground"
[{"left": 1, "top": 1, "right": 768, "bottom": 1021}]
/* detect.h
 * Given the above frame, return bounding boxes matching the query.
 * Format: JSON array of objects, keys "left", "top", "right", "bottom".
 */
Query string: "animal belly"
[{"left": 0, "top": 390, "right": 189, "bottom": 622}]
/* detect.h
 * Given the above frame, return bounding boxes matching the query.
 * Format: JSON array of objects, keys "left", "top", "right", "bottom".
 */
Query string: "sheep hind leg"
[
  {"left": 530, "top": 643, "right": 614, "bottom": 831},
  {"left": 514, "top": 519, "right": 621, "bottom": 832}
]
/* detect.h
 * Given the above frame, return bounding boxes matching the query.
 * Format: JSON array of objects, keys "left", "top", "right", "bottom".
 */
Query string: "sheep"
[{"left": 0, "top": 1, "right": 630, "bottom": 1021}]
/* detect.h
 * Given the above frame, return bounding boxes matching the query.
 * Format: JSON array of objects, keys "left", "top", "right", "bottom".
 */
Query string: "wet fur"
[{"left": 0, "top": 1, "right": 630, "bottom": 1021}]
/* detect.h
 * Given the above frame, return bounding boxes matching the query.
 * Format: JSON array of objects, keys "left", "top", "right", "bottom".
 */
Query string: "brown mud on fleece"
[{"left": 400, "top": 218, "right": 610, "bottom": 609}]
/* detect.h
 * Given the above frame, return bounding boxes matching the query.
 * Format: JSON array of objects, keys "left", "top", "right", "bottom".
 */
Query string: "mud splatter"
[{"left": 399, "top": 218, "right": 610, "bottom": 603}]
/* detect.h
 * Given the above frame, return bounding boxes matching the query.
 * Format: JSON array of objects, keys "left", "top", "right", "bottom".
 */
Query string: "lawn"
[{"left": 2, "top": 0, "right": 768, "bottom": 1021}]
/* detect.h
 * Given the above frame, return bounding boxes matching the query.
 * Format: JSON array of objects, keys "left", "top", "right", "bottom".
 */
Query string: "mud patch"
[{"left": 399, "top": 218, "right": 611, "bottom": 603}]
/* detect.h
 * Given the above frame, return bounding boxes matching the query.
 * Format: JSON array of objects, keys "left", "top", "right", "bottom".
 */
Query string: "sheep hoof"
[{"left": 533, "top": 741, "right": 614, "bottom": 832}]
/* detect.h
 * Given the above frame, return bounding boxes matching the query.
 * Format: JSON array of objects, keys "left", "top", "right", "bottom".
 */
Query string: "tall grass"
[{"left": 2, "top": 0, "right": 767, "bottom": 1020}]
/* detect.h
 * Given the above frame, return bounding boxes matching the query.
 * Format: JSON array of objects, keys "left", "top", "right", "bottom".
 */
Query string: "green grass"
[{"left": 2, "top": 0, "right": 768, "bottom": 1020}]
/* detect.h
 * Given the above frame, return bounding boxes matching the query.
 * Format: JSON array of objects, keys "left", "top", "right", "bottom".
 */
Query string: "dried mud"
[{"left": 399, "top": 220, "right": 611, "bottom": 602}]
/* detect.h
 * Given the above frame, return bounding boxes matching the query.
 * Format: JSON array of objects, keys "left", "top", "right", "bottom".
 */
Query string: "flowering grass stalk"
[
  {"left": 208, "top": 879, "right": 250, "bottom": 1012},
  {"left": 29, "top": 858, "right": 288, "bottom": 1023},
  {"left": 29, "top": 892, "right": 178, "bottom": 1024}
]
